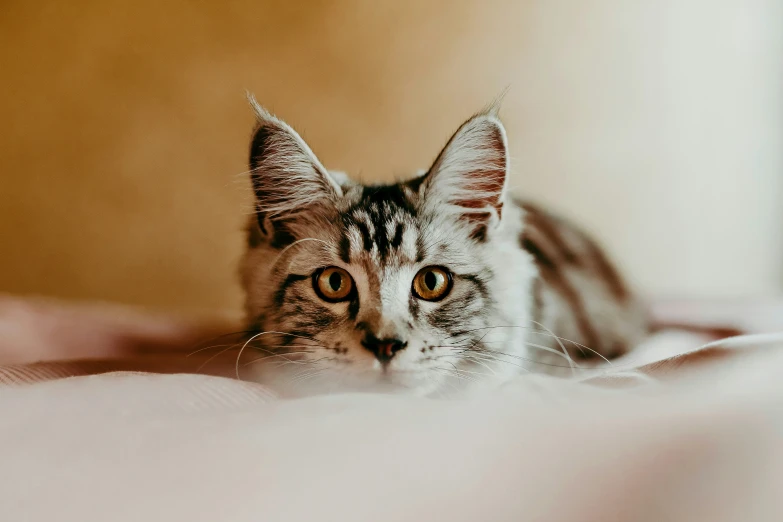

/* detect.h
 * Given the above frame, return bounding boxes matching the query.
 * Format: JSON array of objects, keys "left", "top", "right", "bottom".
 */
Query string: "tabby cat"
[{"left": 240, "top": 98, "right": 648, "bottom": 396}]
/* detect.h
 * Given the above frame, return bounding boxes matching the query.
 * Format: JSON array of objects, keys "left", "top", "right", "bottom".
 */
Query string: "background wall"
[{"left": 1, "top": 0, "right": 781, "bottom": 315}]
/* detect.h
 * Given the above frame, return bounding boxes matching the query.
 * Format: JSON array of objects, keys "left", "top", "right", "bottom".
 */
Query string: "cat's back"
[{"left": 515, "top": 200, "right": 649, "bottom": 362}]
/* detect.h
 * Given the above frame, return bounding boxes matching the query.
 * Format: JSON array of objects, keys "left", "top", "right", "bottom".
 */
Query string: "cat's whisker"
[
  {"left": 242, "top": 350, "right": 317, "bottom": 367},
  {"left": 443, "top": 360, "right": 490, "bottom": 382},
  {"left": 529, "top": 321, "right": 583, "bottom": 362},
  {"left": 436, "top": 331, "right": 532, "bottom": 375},
  {"left": 450, "top": 364, "right": 493, "bottom": 379},
  {"left": 444, "top": 325, "right": 522, "bottom": 339},
  {"left": 472, "top": 340, "right": 614, "bottom": 371},
  {"left": 483, "top": 351, "right": 570, "bottom": 370},
  {"left": 186, "top": 330, "right": 260, "bottom": 357},
  {"left": 195, "top": 345, "right": 241, "bottom": 373},
  {"left": 523, "top": 341, "right": 576, "bottom": 365},
  {"left": 250, "top": 331, "right": 325, "bottom": 344},
  {"left": 459, "top": 341, "right": 498, "bottom": 377},
  {"left": 430, "top": 342, "right": 580, "bottom": 371},
  {"left": 526, "top": 330, "right": 596, "bottom": 355},
  {"left": 529, "top": 320, "right": 610, "bottom": 367},
  {"left": 263, "top": 359, "right": 318, "bottom": 374},
  {"left": 461, "top": 351, "right": 533, "bottom": 374},
  {"left": 233, "top": 330, "right": 323, "bottom": 380},
  {"left": 475, "top": 347, "right": 651, "bottom": 374},
  {"left": 484, "top": 344, "right": 577, "bottom": 370},
  {"left": 443, "top": 360, "right": 460, "bottom": 372},
  {"left": 445, "top": 324, "right": 579, "bottom": 345},
  {"left": 469, "top": 339, "right": 583, "bottom": 366},
  {"left": 188, "top": 340, "right": 322, "bottom": 360},
  {"left": 296, "top": 372, "right": 330, "bottom": 386},
  {"left": 254, "top": 343, "right": 327, "bottom": 351},
  {"left": 288, "top": 366, "right": 331, "bottom": 385},
  {"left": 189, "top": 330, "right": 324, "bottom": 358},
  {"left": 281, "top": 355, "right": 334, "bottom": 371},
  {"left": 444, "top": 324, "right": 597, "bottom": 352},
  {"left": 478, "top": 321, "right": 575, "bottom": 374},
  {"left": 431, "top": 366, "right": 479, "bottom": 384},
  {"left": 270, "top": 238, "right": 335, "bottom": 274},
  {"left": 187, "top": 343, "right": 241, "bottom": 358}
]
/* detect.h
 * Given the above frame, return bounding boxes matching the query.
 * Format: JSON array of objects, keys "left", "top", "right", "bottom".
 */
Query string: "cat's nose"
[{"left": 361, "top": 335, "right": 407, "bottom": 364}]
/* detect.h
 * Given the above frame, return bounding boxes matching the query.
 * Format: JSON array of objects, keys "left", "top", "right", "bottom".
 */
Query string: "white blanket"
[{"left": 2, "top": 332, "right": 782, "bottom": 522}]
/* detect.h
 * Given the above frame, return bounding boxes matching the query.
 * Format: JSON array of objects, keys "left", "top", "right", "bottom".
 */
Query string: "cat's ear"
[
  {"left": 418, "top": 111, "right": 508, "bottom": 238},
  {"left": 247, "top": 95, "right": 342, "bottom": 238}
]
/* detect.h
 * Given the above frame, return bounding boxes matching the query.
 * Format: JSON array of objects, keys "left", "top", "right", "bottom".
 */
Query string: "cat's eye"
[
  {"left": 412, "top": 266, "right": 452, "bottom": 301},
  {"left": 313, "top": 267, "right": 354, "bottom": 302}
]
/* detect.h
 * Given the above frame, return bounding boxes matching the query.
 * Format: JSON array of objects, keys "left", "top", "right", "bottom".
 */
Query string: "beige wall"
[{"left": 1, "top": 0, "right": 781, "bottom": 315}]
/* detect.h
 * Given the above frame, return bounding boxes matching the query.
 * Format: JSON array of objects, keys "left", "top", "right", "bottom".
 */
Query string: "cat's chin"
[{"left": 254, "top": 365, "right": 451, "bottom": 398}]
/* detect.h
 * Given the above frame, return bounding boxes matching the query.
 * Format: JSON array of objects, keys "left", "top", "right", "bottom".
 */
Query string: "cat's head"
[{"left": 240, "top": 98, "right": 534, "bottom": 395}]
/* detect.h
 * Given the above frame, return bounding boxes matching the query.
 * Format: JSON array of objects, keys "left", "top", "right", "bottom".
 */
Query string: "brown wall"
[
  {"left": 0, "top": 0, "right": 533, "bottom": 314},
  {"left": 1, "top": 0, "right": 781, "bottom": 314}
]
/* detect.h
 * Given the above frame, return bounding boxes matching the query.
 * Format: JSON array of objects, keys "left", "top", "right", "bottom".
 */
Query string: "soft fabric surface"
[{"left": 2, "top": 294, "right": 782, "bottom": 521}]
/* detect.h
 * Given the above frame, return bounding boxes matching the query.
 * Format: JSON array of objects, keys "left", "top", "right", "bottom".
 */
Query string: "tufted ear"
[
  {"left": 418, "top": 112, "right": 509, "bottom": 240},
  {"left": 247, "top": 95, "right": 342, "bottom": 243}
]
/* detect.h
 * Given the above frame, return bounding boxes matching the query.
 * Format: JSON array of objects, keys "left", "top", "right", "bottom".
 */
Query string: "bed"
[{"left": 2, "top": 294, "right": 782, "bottom": 521}]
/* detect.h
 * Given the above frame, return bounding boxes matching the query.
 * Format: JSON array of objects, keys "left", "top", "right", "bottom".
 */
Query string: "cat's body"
[
  {"left": 519, "top": 201, "right": 648, "bottom": 364},
  {"left": 240, "top": 98, "right": 649, "bottom": 396}
]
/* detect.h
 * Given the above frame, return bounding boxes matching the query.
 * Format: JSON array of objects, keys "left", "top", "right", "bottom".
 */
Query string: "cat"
[{"left": 240, "top": 97, "right": 649, "bottom": 396}]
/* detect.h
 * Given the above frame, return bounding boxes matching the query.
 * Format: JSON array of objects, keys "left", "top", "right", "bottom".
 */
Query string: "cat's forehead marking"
[{"left": 339, "top": 182, "right": 422, "bottom": 265}]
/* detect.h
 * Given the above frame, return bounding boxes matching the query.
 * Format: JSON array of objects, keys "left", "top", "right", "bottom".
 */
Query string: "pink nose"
[{"left": 361, "top": 336, "right": 407, "bottom": 364}]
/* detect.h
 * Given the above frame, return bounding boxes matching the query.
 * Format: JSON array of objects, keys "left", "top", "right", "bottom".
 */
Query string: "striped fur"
[
  {"left": 519, "top": 202, "right": 648, "bottom": 363},
  {"left": 240, "top": 103, "right": 649, "bottom": 396}
]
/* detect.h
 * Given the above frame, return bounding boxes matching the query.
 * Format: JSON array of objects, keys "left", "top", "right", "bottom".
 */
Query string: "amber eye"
[
  {"left": 412, "top": 266, "right": 452, "bottom": 301},
  {"left": 313, "top": 267, "right": 354, "bottom": 302}
]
